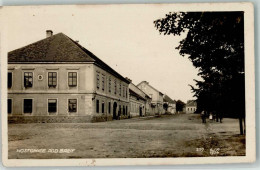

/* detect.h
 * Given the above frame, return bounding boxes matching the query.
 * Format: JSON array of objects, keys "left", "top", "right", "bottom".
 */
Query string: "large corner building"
[{"left": 7, "top": 31, "right": 131, "bottom": 123}]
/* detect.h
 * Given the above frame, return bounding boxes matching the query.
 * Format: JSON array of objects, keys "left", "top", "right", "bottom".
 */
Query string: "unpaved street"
[{"left": 8, "top": 114, "right": 245, "bottom": 159}]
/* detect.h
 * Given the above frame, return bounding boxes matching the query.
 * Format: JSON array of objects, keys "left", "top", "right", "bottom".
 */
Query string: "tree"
[
  {"left": 154, "top": 12, "right": 245, "bottom": 134},
  {"left": 163, "top": 103, "right": 169, "bottom": 112},
  {"left": 176, "top": 100, "right": 185, "bottom": 112}
]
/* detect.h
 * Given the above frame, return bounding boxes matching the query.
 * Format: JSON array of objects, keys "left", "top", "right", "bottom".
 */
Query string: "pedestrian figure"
[
  {"left": 219, "top": 113, "right": 223, "bottom": 123},
  {"left": 209, "top": 112, "right": 213, "bottom": 122},
  {"left": 201, "top": 110, "right": 206, "bottom": 123},
  {"left": 213, "top": 111, "right": 216, "bottom": 122}
]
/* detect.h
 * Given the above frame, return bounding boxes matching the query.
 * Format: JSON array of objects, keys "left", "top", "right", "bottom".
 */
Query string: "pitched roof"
[
  {"left": 8, "top": 33, "right": 95, "bottom": 63},
  {"left": 163, "top": 94, "right": 175, "bottom": 103},
  {"left": 137, "top": 81, "right": 163, "bottom": 95},
  {"left": 129, "top": 83, "right": 151, "bottom": 101},
  {"left": 8, "top": 33, "right": 130, "bottom": 83},
  {"left": 129, "top": 89, "right": 146, "bottom": 101},
  {"left": 186, "top": 100, "right": 197, "bottom": 107}
]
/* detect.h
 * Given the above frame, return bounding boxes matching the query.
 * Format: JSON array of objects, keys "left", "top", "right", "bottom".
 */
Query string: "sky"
[{"left": 3, "top": 4, "right": 201, "bottom": 102}]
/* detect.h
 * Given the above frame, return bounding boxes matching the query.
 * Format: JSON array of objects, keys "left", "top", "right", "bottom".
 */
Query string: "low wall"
[{"left": 8, "top": 114, "right": 131, "bottom": 124}]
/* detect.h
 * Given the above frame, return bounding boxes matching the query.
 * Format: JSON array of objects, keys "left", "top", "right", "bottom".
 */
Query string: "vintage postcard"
[{"left": 0, "top": 2, "right": 255, "bottom": 167}]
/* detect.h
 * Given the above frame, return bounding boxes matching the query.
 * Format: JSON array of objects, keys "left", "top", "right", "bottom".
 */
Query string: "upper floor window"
[
  {"left": 108, "top": 77, "right": 111, "bottom": 93},
  {"left": 123, "top": 86, "right": 125, "bottom": 97},
  {"left": 24, "top": 72, "right": 33, "bottom": 88},
  {"left": 102, "top": 75, "right": 105, "bottom": 91},
  {"left": 68, "top": 72, "right": 77, "bottom": 87},
  {"left": 68, "top": 99, "right": 77, "bottom": 113},
  {"left": 119, "top": 83, "right": 122, "bottom": 96},
  {"left": 8, "top": 72, "right": 12, "bottom": 88},
  {"left": 97, "top": 73, "right": 100, "bottom": 89},
  {"left": 114, "top": 79, "right": 117, "bottom": 94},
  {"left": 125, "top": 88, "right": 128, "bottom": 98},
  {"left": 48, "top": 72, "right": 57, "bottom": 87}
]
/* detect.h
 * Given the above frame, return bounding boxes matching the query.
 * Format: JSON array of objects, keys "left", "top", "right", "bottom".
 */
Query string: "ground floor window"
[
  {"left": 96, "top": 100, "right": 99, "bottom": 113},
  {"left": 108, "top": 102, "right": 111, "bottom": 114},
  {"left": 68, "top": 99, "right": 77, "bottom": 113},
  {"left": 123, "top": 106, "right": 125, "bottom": 115},
  {"left": 8, "top": 99, "right": 12, "bottom": 114},
  {"left": 102, "top": 101, "right": 105, "bottom": 113},
  {"left": 24, "top": 99, "right": 33, "bottom": 114},
  {"left": 118, "top": 105, "right": 121, "bottom": 115},
  {"left": 48, "top": 99, "right": 57, "bottom": 114}
]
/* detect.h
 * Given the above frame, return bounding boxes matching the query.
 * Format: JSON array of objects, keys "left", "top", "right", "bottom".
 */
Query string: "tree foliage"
[
  {"left": 176, "top": 100, "right": 185, "bottom": 112},
  {"left": 154, "top": 12, "right": 245, "bottom": 133}
]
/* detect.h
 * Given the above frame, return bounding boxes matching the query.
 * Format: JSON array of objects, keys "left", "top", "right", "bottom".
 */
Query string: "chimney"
[
  {"left": 46, "top": 30, "right": 53, "bottom": 38},
  {"left": 125, "top": 77, "right": 132, "bottom": 83}
]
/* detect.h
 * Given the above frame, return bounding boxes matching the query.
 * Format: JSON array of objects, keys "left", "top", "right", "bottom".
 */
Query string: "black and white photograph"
[{"left": 0, "top": 3, "right": 255, "bottom": 166}]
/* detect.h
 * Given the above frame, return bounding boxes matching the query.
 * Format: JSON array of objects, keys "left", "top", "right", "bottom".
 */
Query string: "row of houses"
[{"left": 7, "top": 31, "right": 176, "bottom": 123}]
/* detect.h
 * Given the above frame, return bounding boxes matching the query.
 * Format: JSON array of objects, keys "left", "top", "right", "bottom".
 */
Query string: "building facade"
[
  {"left": 137, "top": 81, "right": 164, "bottom": 115},
  {"left": 128, "top": 82, "right": 152, "bottom": 117},
  {"left": 185, "top": 100, "right": 197, "bottom": 114},
  {"left": 163, "top": 94, "right": 176, "bottom": 114},
  {"left": 8, "top": 31, "right": 130, "bottom": 123}
]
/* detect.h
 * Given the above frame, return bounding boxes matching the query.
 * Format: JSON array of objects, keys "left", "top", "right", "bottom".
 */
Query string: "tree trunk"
[
  {"left": 243, "top": 118, "right": 246, "bottom": 135},
  {"left": 239, "top": 117, "right": 244, "bottom": 135}
]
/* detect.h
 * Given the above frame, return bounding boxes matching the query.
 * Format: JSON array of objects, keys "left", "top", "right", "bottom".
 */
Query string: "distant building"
[
  {"left": 185, "top": 100, "right": 197, "bottom": 113},
  {"left": 8, "top": 31, "right": 131, "bottom": 123},
  {"left": 137, "top": 81, "right": 164, "bottom": 115},
  {"left": 128, "top": 82, "right": 151, "bottom": 117},
  {"left": 163, "top": 95, "right": 176, "bottom": 114}
]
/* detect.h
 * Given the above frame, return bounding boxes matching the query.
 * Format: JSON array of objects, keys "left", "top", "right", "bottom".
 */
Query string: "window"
[
  {"left": 102, "top": 102, "right": 105, "bottom": 113},
  {"left": 118, "top": 105, "right": 121, "bottom": 115},
  {"left": 68, "top": 72, "right": 77, "bottom": 87},
  {"left": 102, "top": 75, "right": 105, "bottom": 91},
  {"left": 114, "top": 80, "right": 117, "bottom": 94},
  {"left": 119, "top": 83, "right": 122, "bottom": 96},
  {"left": 24, "top": 99, "right": 33, "bottom": 114},
  {"left": 8, "top": 72, "right": 12, "bottom": 88},
  {"left": 68, "top": 99, "right": 77, "bottom": 113},
  {"left": 125, "top": 88, "right": 128, "bottom": 98},
  {"left": 108, "top": 102, "right": 111, "bottom": 114},
  {"left": 48, "top": 99, "right": 57, "bottom": 114},
  {"left": 24, "top": 72, "right": 33, "bottom": 87},
  {"left": 8, "top": 99, "right": 12, "bottom": 114},
  {"left": 123, "top": 86, "right": 125, "bottom": 97},
  {"left": 96, "top": 100, "right": 99, "bottom": 113},
  {"left": 123, "top": 106, "right": 125, "bottom": 115},
  {"left": 48, "top": 72, "right": 57, "bottom": 87},
  {"left": 97, "top": 73, "right": 100, "bottom": 89},
  {"left": 108, "top": 77, "right": 111, "bottom": 93}
]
